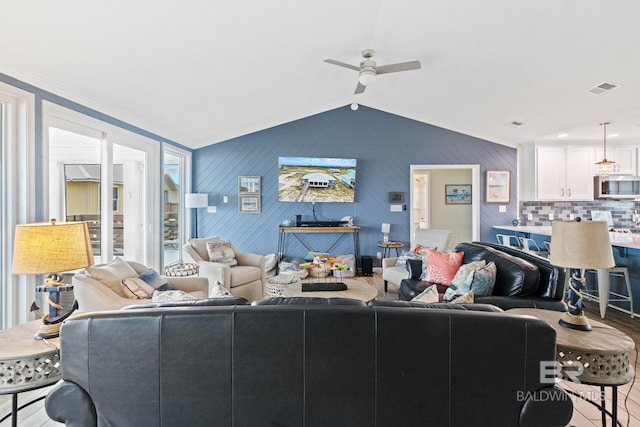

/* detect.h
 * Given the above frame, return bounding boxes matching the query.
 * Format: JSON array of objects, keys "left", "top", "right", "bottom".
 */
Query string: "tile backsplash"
[{"left": 520, "top": 200, "right": 640, "bottom": 227}]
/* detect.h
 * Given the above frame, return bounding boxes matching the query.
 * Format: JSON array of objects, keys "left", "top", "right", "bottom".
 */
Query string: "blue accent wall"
[{"left": 193, "top": 105, "right": 518, "bottom": 258}]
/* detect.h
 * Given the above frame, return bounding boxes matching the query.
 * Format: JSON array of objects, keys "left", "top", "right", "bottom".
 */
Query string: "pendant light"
[{"left": 596, "top": 122, "right": 616, "bottom": 176}]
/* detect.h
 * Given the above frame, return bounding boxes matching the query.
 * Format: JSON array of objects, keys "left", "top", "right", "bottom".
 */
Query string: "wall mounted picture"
[
  {"left": 239, "top": 195, "right": 261, "bottom": 213},
  {"left": 445, "top": 184, "right": 472, "bottom": 204},
  {"left": 389, "top": 192, "right": 405, "bottom": 203},
  {"left": 238, "top": 176, "right": 261, "bottom": 194},
  {"left": 486, "top": 170, "right": 511, "bottom": 203}
]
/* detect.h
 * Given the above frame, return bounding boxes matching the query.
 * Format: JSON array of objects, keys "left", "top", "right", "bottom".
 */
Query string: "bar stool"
[
  {"left": 496, "top": 234, "right": 521, "bottom": 248},
  {"left": 518, "top": 237, "right": 549, "bottom": 257},
  {"left": 583, "top": 267, "right": 634, "bottom": 318}
]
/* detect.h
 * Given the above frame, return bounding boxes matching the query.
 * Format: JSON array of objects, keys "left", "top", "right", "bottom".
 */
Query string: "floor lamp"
[
  {"left": 185, "top": 193, "right": 208, "bottom": 238},
  {"left": 549, "top": 219, "right": 615, "bottom": 331},
  {"left": 12, "top": 220, "right": 94, "bottom": 339}
]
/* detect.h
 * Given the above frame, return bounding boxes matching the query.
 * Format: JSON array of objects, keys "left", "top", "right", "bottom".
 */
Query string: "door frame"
[{"left": 409, "top": 164, "right": 480, "bottom": 249}]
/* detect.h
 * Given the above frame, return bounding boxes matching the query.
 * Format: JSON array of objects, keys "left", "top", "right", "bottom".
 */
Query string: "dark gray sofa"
[
  {"left": 399, "top": 241, "right": 568, "bottom": 311},
  {"left": 45, "top": 298, "right": 572, "bottom": 426}
]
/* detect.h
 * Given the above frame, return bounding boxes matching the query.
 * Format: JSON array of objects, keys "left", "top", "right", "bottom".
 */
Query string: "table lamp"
[
  {"left": 12, "top": 220, "right": 94, "bottom": 339},
  {"left": 549, "top": 219, "right": 614, "bottom": 331},
  {"left": 381, "top": 223, "right": 390, "bottom": 243}
]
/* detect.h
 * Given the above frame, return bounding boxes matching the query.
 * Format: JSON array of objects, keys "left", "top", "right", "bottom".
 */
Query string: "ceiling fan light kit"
[{"left": 324, "top": 49, "right": 421, "bottom": 94}]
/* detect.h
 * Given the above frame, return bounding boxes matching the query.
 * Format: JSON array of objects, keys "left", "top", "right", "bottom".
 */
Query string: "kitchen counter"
[{"left": 493, "top": 225, "right": 640, "bottom": 249}]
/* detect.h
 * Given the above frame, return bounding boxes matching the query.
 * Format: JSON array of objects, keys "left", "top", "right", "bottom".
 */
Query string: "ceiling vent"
[{"left": 587, "top": 81, "right": 621, "bottom": 95}]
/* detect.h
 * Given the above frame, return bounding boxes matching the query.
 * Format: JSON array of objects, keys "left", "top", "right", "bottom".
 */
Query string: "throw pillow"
[
  {"left": 422, "top": 250, "right": 464, "bottom": 285},
  {"left": 411, "top": 284, "right": 439, "bottom": 303},
  {"left": 395, "top": 251, "right": 422, "bottom": 268},
  {"left": 137, "top": 269, "right": 172, "bottom": 291},
  {"left": 406, "top": 258, "right": 424, "bottom": 280},
  {"left": 85, "top": 257, "right": 138, "bottom": 297},
  {"left": 451, "top": 290, "right": 474, "bottom": 304},
  {"left": 443, "top": 260, "right": 487, "bottom": 301},
  {"left": 152, "top": 289, "right": 197, "bottom": 303},
  {"left": 210, "top": 281, "right": 233, "bottom": 298},
  {"left": 206, "top": 240, "right": 238, "bottom": 266},
  {"left": 121, "top": 278, "right": 156, "bottom": 299},
  {"left": 464, "top": 261, "right": 497, "bottom": 296}
]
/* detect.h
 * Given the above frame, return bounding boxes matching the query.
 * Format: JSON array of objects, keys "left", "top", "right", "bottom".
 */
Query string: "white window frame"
[
  {"left": 0, "top": 82, "right": 35, "bottom": 329},
  {"left": 162, "top": 144, "right": 193, "bottom": 263}
]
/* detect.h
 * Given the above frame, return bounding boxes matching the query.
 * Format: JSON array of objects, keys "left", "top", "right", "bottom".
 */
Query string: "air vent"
[{"left": 587, "top": 81, "right": 621, "bottom": 95}]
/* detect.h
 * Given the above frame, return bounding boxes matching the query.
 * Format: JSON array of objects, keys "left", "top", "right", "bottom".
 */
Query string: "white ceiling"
[{"left": 2, "top": 0, "right": 640, "bottom": 149}]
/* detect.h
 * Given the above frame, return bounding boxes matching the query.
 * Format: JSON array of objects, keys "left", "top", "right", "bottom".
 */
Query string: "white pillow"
[
  {"left": 210, "top": 281, "right": 233, "bottom": 298},
  {"left": 121, "top": 278, "right": 155, "bottom": 299},
  {"left": 411, "top": 284, "right": 439, "bottom": 303},
  {"left": 152, "top": 290, "right": 197, "bottom": 303},
  {"left": 85, "top": 257, "right": 138, "bottom": 297}
]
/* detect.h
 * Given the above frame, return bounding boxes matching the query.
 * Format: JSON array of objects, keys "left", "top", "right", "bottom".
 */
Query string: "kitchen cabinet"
[
  {"left": 536, "top": 146, "right": 594, "bottom": 200},
  {"left": 595, "top": 145, "right": 638, "bottom": 175}
]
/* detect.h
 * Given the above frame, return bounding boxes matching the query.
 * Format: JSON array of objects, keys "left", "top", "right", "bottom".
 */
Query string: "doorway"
[{"left": 410, "top": 164, "right": 480, "bottom": 249}]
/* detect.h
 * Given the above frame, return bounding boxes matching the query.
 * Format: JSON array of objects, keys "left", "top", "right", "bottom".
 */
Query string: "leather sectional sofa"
[
  {"left": 46, "top": 297, "right": 572, "bottom": 426},
  {"left": 398, "top": 242, "right": 568, "bottom": 311}
]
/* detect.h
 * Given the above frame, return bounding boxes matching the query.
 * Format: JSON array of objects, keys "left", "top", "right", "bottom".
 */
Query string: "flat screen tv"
[{"left": 278, "top": 157, "right": 356, "bottom": 203}]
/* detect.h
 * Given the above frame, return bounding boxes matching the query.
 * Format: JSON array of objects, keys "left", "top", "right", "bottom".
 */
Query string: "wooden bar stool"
[{"left": 583, "top": 267, "right": 634, "bottom": 318}]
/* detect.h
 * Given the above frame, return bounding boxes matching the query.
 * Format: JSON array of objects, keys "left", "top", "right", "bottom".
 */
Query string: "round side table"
[
  {"left": 509, "top": 308, "right": 635, "bottom": 427},
  {"left": 0, "top": 320, "right": 61, "bottom": 427},
  {"left": 377, "top": 241, "right": 404, "bottom": 258}
]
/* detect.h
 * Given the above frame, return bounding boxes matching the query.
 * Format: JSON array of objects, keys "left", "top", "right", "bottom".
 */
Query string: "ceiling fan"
[{"left": 324, "top": 49, "right": 421, "bottom": 94}]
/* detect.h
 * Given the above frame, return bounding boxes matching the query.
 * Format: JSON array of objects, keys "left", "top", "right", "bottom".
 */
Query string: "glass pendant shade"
[{"left": 596, "top": 122, "right": 616, "bottom": 176}]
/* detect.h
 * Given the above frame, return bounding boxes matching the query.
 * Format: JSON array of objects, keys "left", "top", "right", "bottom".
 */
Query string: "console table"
[
  {"left": 0, "top": 320, "right": 61, "bottom": 427},
  {"left": 278, "top": 226, "right": 361, "bottom": 274}
]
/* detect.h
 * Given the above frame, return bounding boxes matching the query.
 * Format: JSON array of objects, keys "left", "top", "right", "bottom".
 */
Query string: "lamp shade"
[
  {"left": 12, "top": 220, "right": 94, "bottom": 274},
  {"left": 549, "top": 220, "right": 615, "bottom": 269},
  {"left": 381, "top": 223, "right": 391, "bottom": 234},
  {"left": 185, "top": 193, "right": 208, "bottom": 208}
]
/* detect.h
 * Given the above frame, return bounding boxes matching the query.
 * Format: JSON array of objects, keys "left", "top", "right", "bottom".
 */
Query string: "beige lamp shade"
[
  {"left": 185, "top": 193, "right": 208, "bottom": 208},
  {"left": 12, "top": 220, "right": 95, "bottom": 274},
  {"left": 549, "top": 220, "right": 615, "bottom": 269}
]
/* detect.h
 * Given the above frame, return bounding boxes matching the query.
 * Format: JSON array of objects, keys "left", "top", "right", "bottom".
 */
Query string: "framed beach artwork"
[
  {"left": 238, "top": 176, "right": 261, "bottom": 194},
  {"left": 239, "top": 195, "right": 261, "bottom": 213},
  {"left": 486, "top": 170, "right": 511, "bottom": 203},
  {"left": 445, "top": 184, "right": 472, "bottom": 204}
]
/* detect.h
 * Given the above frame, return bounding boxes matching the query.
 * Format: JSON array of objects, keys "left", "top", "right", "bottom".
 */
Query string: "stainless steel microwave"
[{"left": 594, "top": 175, "right": 640, "bottom": 199}]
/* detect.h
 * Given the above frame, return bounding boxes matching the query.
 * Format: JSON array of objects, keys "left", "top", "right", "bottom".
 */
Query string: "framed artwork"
[
  {"left": 486, "top": 170, "right": 511, "bottom": 203},
  {"left": 238, "top": 176, "right": 261, "bottom": 194},
  {"left": 238, "top": 195, "right": 261, "bottom": 213},
  {"left": 389, "top": 192, "right": 405, "bottom": 203},
  {"left": 445, "top": 184, "right": 472, "bottom": 204}
]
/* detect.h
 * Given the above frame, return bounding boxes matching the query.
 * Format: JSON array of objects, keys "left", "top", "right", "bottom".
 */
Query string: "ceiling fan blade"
[
  {"left": 376, "top": 60, "right": 421, "bottom": 75},
  {"left": 354, "top": 82, "right": 366, "bottom": 94},
  {"left": 324, "top": 59, "right": 360, "bottom": 72}
]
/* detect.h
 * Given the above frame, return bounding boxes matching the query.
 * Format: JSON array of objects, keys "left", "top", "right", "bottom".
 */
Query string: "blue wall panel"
[{"left": 193, "top": 105, "right": 517, "bottom": 258}]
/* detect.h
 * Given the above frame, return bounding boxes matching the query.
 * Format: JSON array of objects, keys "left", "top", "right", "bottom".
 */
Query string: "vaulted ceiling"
[{"left": 2, "top": 0, "right": 640, "bottom": 149}]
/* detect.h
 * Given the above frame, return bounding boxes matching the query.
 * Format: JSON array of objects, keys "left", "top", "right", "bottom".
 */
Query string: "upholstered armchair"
[
  {"left": 382, "top": 228, "right": 452, "bottom": 292},
  {"left": 182, "top": 236, "right": 265, "bottom": 302},
  {"left": 72, "top": 258, "right": 209, "bottom": 312}
]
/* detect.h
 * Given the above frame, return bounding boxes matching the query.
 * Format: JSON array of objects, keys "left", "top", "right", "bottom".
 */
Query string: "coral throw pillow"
[{"left": 423, "top": 250, "right": 464, "bottom": 285}]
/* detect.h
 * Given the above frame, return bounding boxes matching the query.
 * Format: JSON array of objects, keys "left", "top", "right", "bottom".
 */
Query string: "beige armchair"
[
  {"left": 382, "top": 228, "right": 452, "bottom": 292},
  {"left": 73, "top": 258, "right": 209, "bottom": 312},
  {"left": 182, "top": 236, "right": 265, "bottom": 302}
]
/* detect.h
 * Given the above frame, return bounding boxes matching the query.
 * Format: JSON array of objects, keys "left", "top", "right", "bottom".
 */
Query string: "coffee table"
[
  {"left": 509, "top": 308, "right": 635, "bottom": 427},
  {"left": 282, "top": 280, "right": 378, "bottom": 303}
]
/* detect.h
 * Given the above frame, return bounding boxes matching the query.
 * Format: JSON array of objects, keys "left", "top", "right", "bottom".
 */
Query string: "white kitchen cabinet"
[
  {"left": 594, "top": 145, "right": 637, "bottom": 175},
  {"left": 536, "top": 146, "right": 595, "bottom": 200}
]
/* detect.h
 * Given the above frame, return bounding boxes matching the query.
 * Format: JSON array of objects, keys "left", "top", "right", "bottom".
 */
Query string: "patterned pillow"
[
  {"left": 443, "top": 260, "right": 486, "bottom": 301},
  {"left": 210, "top": 281, "right": 233, "bottom": 298},
  {"left": 451, "top": 290, "right": 474, "bottom": 304},
  {"left": 422, "top": 250, "right": 464, "bottom": 285},
  {"left": 411, "top": 284, "right": 439, "bottom": 303},
  {"left": 121, "top": 278, "right": 155, "bottom": 299},
  {"left": 395, "top": 251, "right": 422, "bottom": 268},
  {"left": 121, "top": 269, "right": 173, "bottom": 299},
  {"left": 152, "top": 289, "right": 197, "bottom": 303},
  {"left": 206, "top": 240, "right": 238, "bottom": 266},
  {"left": 464, "top": 261, "right": 497, "bottom": 296}
]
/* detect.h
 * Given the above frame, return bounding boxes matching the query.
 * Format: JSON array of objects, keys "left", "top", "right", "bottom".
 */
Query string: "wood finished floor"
[{"left": 1, "top": 271, "right": 638, "bottom": 426}]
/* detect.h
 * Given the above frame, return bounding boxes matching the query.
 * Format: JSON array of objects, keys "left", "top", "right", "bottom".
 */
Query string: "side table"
[
  {"left": 377, "top": 241, "right": 404, "bottom": 258},
  {"left": 509, "top": 308, "right": 635, "bottom": 427},
  {"left": 0, "top": 320, "right": 61, "bottom": 427}
]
